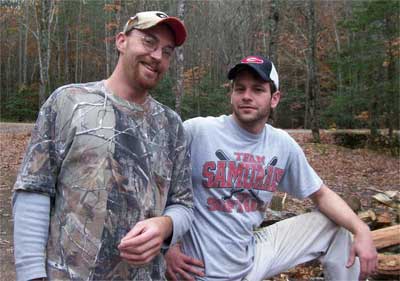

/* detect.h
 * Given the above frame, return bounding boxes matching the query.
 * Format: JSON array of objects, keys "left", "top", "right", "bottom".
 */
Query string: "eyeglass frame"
[{"left": 123, "top": 19, "right": 175, "bottom": 59}]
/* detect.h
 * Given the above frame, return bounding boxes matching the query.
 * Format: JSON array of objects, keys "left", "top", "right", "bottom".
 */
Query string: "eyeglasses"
[{"left": 134, "top": 32, "right": 175, "bottom": 59}]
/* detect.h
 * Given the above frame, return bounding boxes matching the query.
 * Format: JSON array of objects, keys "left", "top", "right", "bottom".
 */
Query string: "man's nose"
[
  {"left": 150, "top": 47, "right": 163, "bottom": 60},
  {"left": 242, "top": 89, "right": 253, "bottom": 100}
]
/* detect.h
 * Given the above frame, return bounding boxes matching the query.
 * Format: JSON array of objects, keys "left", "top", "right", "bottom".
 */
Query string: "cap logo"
[
  {"left": 156, "top": 12, "right": 168, "bottom": 18},
  {"left": 241, "top": 56, "right": 264, "bottom": 64}
]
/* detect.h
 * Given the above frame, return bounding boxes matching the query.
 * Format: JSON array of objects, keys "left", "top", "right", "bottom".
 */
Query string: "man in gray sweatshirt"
[{"left": 165, "top": 55, "right": 377, "bottom": 281}]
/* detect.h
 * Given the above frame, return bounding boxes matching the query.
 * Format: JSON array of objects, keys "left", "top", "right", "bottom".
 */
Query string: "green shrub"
[
  {"left": 333, "top": 132, "right": 369, "bottom": 149},
  {"left": 2, "top": 85, "right": 38, "bottom": 121}
]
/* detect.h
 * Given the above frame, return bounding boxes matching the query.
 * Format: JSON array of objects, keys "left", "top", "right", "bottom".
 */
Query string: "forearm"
[
  {"left": 312, "top": 185, "right": 377, "bottom": 279},
  {"left": 311, "top": 185, "right": 369, "bottom": 235},
  {"left": 13, "top": 191, "right": 50, "bottom": 281}
]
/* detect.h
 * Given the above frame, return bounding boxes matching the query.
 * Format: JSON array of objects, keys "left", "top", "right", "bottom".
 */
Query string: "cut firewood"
[
  {"left": 372, "top": 225, "right": 400, "bottom": 250},
  {"left": 372, "top": 191, "right": 400, "bottom": 209},
  {"left": 375, "top": 211, "right": 393, "bottom": 228},
  {"left": 358, "top": 209, "right": 376, "bottom": 223},
  {"left": 377, "top": 254, "right": 400, "bottom": 275}
]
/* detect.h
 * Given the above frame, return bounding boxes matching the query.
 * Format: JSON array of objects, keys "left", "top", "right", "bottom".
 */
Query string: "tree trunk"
[
  {"left": 384, "top": 11, "right": 398, "bottom": 139},
  {"left": 306, "top": 0, "right": 320, "bottom": 143},
  {"left": 104, "top": 1, "right": 113, "bottom": 78},
  {"left": 174, "top": 0, "right": 186, "bottom": 115},
  {"left": 330, "top": 1, "right": 343, "bottom": 96},
  {"left": 0, "top": 18, "right": 2, "bottom": 101},
  {"left": 56, "top": 14, "right": 62, "bottom": 85},
  {"left": 64, "top": 29, "right": 70, "bottom": 82},
  {"left": 104, "top": 1, "right": 121, "bottom": 77},
  {"left": 75, "top": 0, "right": 82, "bottom": 83},
  {"left": 18, "top": 18, "right": 23, "bottom": 86},
  {"left": 266, "top": 0, "right": 280, "bottom": 123},
  {"left": 268, "top": 0, "right": 280, "bottom": 62},
  {"left": 304, "top": 72, "right": 309, "bottom": 129},
  {"left": 22, "top": 0, "right": 29, "bottom": 85},
  {"left": 34, "top": 0, "right": 57, "bottom": 107}
]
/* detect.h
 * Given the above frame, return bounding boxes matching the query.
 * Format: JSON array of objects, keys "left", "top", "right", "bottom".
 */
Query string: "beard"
[
  {"left": 124, "top": 54, "right": 165, "bottom": 92},
  {"left": 231, "top": 104, "right": 271, "bottom": 126},
  {"left": 134, "top": 62, "right": 162, "bottom": 90}
]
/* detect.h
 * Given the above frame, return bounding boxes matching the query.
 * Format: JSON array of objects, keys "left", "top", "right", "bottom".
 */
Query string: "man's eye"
[
  {"left": 143, "top": 36, "right": 157, "bottom": 47},
  {"left": 162, "top": 47, "right": 174, "bottom": 57},
  {"left": 255, "top": 88, "right": 265, "bottom": 93}
]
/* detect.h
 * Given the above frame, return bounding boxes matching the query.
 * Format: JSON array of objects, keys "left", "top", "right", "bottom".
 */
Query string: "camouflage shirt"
[{"left": 13, "top": 81, "right": 193, "bottom": 280}]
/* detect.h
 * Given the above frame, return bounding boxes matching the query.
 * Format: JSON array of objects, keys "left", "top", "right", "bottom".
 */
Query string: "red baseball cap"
[{"left": 122, "top": 11, "right": 187, "bottom": 46}]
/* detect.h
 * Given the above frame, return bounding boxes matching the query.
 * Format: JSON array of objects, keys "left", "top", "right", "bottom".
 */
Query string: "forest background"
[
  {"left": 1, "top": 0, "right": 399, "bottom": 142},
  {"left": 0, "top": 1, "right": 399, "bottom": 279}
]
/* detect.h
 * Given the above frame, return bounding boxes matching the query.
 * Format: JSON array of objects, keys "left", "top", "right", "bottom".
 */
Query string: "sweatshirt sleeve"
[
  {"left": 13, "top": 191, "right": 50, "bottom": 281},
  {"left": 278, "top": 136, "right": 322, "bottom": 198},
  {"left": 162, "top": 119, "right": 194, "bottom": 247}
]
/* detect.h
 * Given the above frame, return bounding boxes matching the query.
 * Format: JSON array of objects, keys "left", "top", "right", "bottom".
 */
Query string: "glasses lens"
[{"left": 141, "top": 35, "right": 158, "bottom": 52}]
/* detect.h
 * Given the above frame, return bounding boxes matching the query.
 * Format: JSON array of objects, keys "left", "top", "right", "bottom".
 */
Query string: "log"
[
  {"left": 358, "top": 209, "right": 376, "bottom": 223},
  {"left": 377, "top": 254, "right": 400, "bottom": 275},
  {"left": 372, "top": 225, "right": 400, "bottom": 250},
  {"left": 375, "top": 211, "right": 393, "bottom": 228}
]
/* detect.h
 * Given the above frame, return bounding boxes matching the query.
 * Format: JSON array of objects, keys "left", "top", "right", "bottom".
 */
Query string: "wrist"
[
  {"left": 353, "top": 222, "right": 371, "bottom": 236},
  {"left": 161, "top": 215, "right": 173, "bottom": 240}
]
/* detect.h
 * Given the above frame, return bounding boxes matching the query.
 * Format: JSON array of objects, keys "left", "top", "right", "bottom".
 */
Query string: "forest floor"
[{"left": 0, "top": 123, "right": 399, "bottom": 281}]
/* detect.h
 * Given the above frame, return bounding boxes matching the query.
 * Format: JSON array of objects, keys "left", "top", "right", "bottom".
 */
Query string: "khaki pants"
[{"left": 243, "top": 212, "right": 360, "bottom": 281}]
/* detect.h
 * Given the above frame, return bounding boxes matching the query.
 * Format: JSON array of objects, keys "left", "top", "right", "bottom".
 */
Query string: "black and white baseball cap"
[{"left": 228, "top": 55, "right": 279, "bottom": 90}]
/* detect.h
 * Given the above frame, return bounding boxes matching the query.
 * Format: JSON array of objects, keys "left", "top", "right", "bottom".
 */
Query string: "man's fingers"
[
  {"left": 119, "top": 234, "right": 160, "bottom": 254},
  {"left": 359, "top": 258, "right": 370, "bottom": 281},
  {"left": 183, "top": 256, "right": 205, "bottom": 268},
  {"left": 177, "top": 268, "right": 195, "bottom": 281},
  {"left": 120, "top": 245, "right": 160, "bottom": 265},
  {"left": 346, "top": 247, "right": 356, "bottom": 268},
  {"left": 366, "top": 259, "right": 378, "bottom": 277},
  {"left": 181, "top": 263, "right": 205, "bottom": 277},
  {"left": 121, "top": 223, "right": 144, "bottom": 242},
  {"left": 119, "top": 230, "right": 161, "bottom": 250},
  {"left": 165, "top": 268, "right": 178, "bottom": 281}
]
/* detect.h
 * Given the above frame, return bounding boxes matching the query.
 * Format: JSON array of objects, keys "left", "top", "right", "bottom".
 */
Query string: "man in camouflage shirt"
[{"left": 13, "top": 11, "right": 193, "bottom": 281}]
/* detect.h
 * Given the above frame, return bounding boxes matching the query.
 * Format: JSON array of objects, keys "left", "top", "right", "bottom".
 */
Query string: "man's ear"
[
  {"left": 115, "top": 32, "right": 127, "bottom": 54},
  {"left": 271, "top": 90, "right": 281, "bottom": 109}
]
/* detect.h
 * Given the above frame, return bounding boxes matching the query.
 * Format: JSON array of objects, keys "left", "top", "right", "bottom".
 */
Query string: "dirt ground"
[
  {"left": 0, "top": 124, "right": 31, "bottom": 280},
  {"left": 0, "top": 123, "right": 399, "bottom": 280}
]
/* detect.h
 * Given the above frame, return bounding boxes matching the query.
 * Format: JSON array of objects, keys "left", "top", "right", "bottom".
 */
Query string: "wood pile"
[
  {"left": 263, "top": 189, "right": 400, "bottom": 280},
  {"left": 361, "top": 189, "right": 400, "bottom": 279}
]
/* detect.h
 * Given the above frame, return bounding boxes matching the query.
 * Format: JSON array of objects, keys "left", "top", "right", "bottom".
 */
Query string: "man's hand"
[
  {"left": 118, "top": 216, "right": 172, "bottom": 265},
  {"left": 165, "top": 244, "right": 205, "bottom": 281},
  {"left": 346, "top": 226, "right": 378, "bottom": 281}
]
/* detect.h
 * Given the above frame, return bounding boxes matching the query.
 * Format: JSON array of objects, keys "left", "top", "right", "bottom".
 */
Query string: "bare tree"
[
  {"left": 34, "top": 0, "right": 57, "bottom": 107},
  {"left": 74, "top": 0, "right": 82, "bottom": 83},
  {"left": 104, "top": 0, "right": 121, "bottom": 77},
  {"left": 268, "top": 0, "right": 280, "bottom": 62},
  {"left": 306, "top": 0, "right": 320, "bottom": 142},
  {"left": 174, "top": 0, "right": 185, "bottom": 115}
]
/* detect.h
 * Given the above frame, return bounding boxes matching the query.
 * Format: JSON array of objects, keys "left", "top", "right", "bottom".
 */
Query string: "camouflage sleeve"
[
  {"left": 162, "top": 119, "right": 194, "bottom": 246},
  {"left": 13, "top": 89, "right": 71, "bottom": 196}
]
